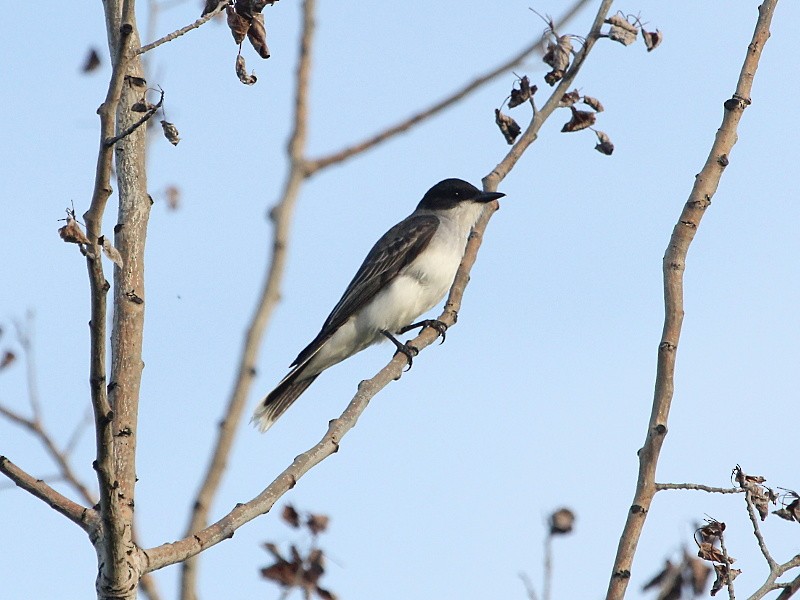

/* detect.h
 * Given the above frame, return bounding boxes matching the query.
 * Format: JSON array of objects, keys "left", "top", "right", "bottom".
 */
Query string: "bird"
[{"left": 252, "top": 178, "right": 505, "bottom": 432}]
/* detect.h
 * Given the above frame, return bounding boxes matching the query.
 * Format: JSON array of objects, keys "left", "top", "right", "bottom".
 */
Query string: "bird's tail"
[{"left": 252, "top": 368, "right": 319, "bottom": 433}]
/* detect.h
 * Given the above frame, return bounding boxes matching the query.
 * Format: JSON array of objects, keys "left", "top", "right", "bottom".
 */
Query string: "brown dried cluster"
[
  {"left": 693, "top": 518, "right": 741, "bottom": 597},
  {"left": 642, "top": 550, "right": 712, "bottom": 600},
  {"left": 260, "top": 505, "right": 337, "bottom": 600},
  {"left": 604, "top": 13, "right": 662, "bottom": 51},
  {"left": 215, "top": 0, "right": 278, "bottom": 84}
]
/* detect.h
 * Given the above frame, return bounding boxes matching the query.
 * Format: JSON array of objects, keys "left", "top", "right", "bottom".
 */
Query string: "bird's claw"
[
  {"left": 382, "top": 330, "right": 419, "bottom": 370},
  {"left": 398, "top": 319, "right": 449, "bottom": 344}
]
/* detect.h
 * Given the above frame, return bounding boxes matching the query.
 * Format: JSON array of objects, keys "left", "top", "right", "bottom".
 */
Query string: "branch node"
[
  {"left": 613, "top": 569, "right": 631, "bottom": 580},
  {"left": 630, "top": 504, "right": 646, "bottom": 515},
  {"left": 654, "top": 423, "right": 667, "bottom": 435},
  {"left": 718, "top": 153, "right": 730, "bottom": 167}
]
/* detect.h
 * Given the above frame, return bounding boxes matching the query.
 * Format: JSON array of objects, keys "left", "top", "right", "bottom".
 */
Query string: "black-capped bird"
[{"left": 253, "top": 178, "right": 504, "bottom": 432}]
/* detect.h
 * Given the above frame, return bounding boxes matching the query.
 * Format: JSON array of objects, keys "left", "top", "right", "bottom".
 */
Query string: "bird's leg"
[
  {"left": 398, "top": 319, "right": 449, "bottom": 344},
  {"left": 381, "top": 330, "right": 419, "bottom": 371}
]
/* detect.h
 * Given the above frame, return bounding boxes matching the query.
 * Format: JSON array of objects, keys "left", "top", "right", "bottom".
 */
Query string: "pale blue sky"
[{"left": 1, "top": 1, "right": 798, "bottom": 599}]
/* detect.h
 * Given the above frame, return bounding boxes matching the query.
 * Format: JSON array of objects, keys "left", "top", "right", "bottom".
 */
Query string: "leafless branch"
[
  {"left": 104, "top": 89, "right": 164, "bottom": 147},
  {"left": 776, "top": 572, "right": 800, "bottom": 600},
  {"left": 144, "top": 0, "right": 613, "bottom": 574},
  {"left": 136, "top": 0, "right": 228, "bottom": 56},
  {"left": 180, "top": 0, "right": 314, "bottom": 595},
  {"left": 0, "top": 403, "right": 97, "bottom": 504},
  {"left": 655, "top": 483, "right": 743, "bottom": 494},
  {"left": 519, "top": 572, "right": 539, "bottom": 600},
  {"left": 604, "top": 3, "right": 779, "bottom": 598},
  {"left": 718, "top": 530, "right": 737, "bottom": 600},
  {"left": 743, "top": 488, "right": 778, "bottom": 571},
  {"left": 304, "top": 0, "right": 594, "bottom": 175},
  {"left": 0, "top": 456, "right": 99, "bottom": 535}
]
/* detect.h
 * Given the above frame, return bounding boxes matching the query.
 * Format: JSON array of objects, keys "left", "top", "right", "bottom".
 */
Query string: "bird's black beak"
[{"left": 477, "top": 191, "right": 505, "bottom": 203}]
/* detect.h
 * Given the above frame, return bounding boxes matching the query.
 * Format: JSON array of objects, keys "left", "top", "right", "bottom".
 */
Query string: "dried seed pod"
[
  {"left": 306, "top": 514, "right": 330, "bottom": 536},
  {"left": 710, "top": 564, "right": 741, "bottom": 597},
  {"left": 543, "top": 34, "right": 572, "bottom": 71},
  {"left": 247, "top": 13, "right": 270, "bottom": 58},
  {"left": 0, "top": 351, "right": 16, "bottom": 371},
  {"left": 99, "top": 235, "right": 124, "bottom": 269},
  {"left": 82, "top": 48, "right": 101, "bottom": 73},
  {"left": 494, "top": 109, "right": 521, "bottom": 144},
  {"left": 642, "top": 28, "right": 663, "bottom": 52},
  {"left": 282, "top": 504, "right": 300, "bottom": 528},
  {"left": 236, "top": 54, "right": 258, "bottom": 85},
  {"left": 594, "top": 130, "right": 614, "bottom": 155},
  {"left": 227, "top": 6, "right": 250, "bottom": 45},
  {"left": 548, "top": 507, "right": 575, "bottom": 535},
  {"left": 544, "top": 69, "right": 564, "bottom": 86},
  {"left": 508, "top": 75, "right": 535, "bottom": 108},
  {"left": 201, "top": 0, "right": 221, "bottom": 16},
  {"left": 558, "top": 89, "right": 580, "bottom": 108},
  {"left": 583, "top": 95, "right": 604, "bottom": 112},
  {"left": 131, "top": 100, "right": 154, "bottom": 112},
  {"left": 59, "top": 215, "right": 91, "bottom": 245},
  {"left": 561, "top": 107, "right": 596, "bottom": 132},
  {"left": 605, "top": 14, "right": 638, "bottom": 46},
  {"left": 160, "top": 120, "right": 181, "bottom": 146}
]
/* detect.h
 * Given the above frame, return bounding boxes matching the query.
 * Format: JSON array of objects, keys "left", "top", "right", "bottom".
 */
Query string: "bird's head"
[{"left": 417, "top": 178, "right": 505, "bottom": 211}]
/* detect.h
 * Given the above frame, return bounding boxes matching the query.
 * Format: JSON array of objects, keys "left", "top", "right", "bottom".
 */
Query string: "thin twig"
[
  {"left": 136, "top": 0, "right": 228, "bottom": 56},
  {"left": 655, "top": 483, "right": 743, "bottom": 494},
  {"left": 604, "top": 3, "right": 779, "bottom": 598},
  {"left": 519, "top": 572, "right": 539, "bottom": 600},
  {"left": 305, "top": 0, "right": 594, "bottom": 175},
  {"left": 743, "top": 488, "right": 778, "bottom": 571},
  {"left": 718, "top": 530, "right": 737, "bottom": 600},
  {"left": 543, "top": 533, "right": 553, "bottom": 600},
  {"left": 104, "top": 89, "right": 164, "bottom": 147}
]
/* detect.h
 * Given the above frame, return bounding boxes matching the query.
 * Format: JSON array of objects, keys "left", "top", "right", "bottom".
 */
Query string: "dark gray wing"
[{"left": 291, "top": 213, "right": 439, "bottom": 367}]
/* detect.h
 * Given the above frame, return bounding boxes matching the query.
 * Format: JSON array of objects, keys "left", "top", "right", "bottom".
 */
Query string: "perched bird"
[{"left": 252, "top": 178, "right": 504, "bottom": 432}]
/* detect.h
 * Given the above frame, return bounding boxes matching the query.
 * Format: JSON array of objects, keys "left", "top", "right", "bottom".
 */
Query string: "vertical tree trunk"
[{"left": 95, "top": 1, "right": 150, "bottom": 598}]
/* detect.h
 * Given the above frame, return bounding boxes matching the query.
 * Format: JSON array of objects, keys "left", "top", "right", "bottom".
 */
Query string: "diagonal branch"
[
  {"left": 0, "top": 455, "right": 100, "bottom": 536},
  {"left": 136, "top": 0, "right": 228, "bottom": 56},
  {"left": 604, "top": 3, "right": 779, "bottom": 599},
  {"left": 146, "top": 0, "right": 613, "bottom": 574},
  {"left": 304, "top": 0, "right": 594, "bottom": 176},
  {"left": 179, "top": 3, "right": 592, "bottom": 599}
]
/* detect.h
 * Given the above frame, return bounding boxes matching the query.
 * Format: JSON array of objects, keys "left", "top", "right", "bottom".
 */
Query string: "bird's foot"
[
  {"left": 381, "top": 330, "right": 419, "bottom": 371},
  {"left": 398, "top": 319, "right": 449, "bottom": 344}
]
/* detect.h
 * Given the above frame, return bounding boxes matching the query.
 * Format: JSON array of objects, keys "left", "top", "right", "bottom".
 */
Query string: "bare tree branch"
[
  {"left": 178, "top": 1, "right": 592, "bottom": 598},
  {"left": 0, "top": 456, "right": 99, "bottom": 535},
  {"left": 143, "top": 0, "right": 614, "bottom": 574},
  {"left": 104, "top": 89, "right": 164, "bottom": 147},
  {"left": 718, "top": 530, "right": 737, "bottom": 600},
  {"left": 304, "top": 0, "right": 594, "bottom": 175},
  {"left": 136, "top": 0, "right": 228, "bottom": 56},
  {"left": 604, "top": 3, "right": 779, "bottom": 599},
  {"left": 180, "top": 0, "right": 315, "bottom": 594},
  {"left": 776, "top": 572, "right": 800, "bottom": 600},
  {"left": 655, "top": 483, "right": 743, "bottom": 494},
  {"left": 0, "top": 404, "right": 97, "bottom": 504}
]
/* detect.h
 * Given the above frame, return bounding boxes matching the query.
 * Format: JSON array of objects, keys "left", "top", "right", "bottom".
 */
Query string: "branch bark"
[
  {"left": 604, "top": 3, "right": 779, "bottom": 599},
  {"left": 0, "top": 455, "right": 99, "bottom": 535}
]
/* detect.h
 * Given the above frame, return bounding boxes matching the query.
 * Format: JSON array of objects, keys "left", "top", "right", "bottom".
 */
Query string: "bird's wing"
[{"left": 291, "top": 213, "right": 439, "bottom": 367}]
